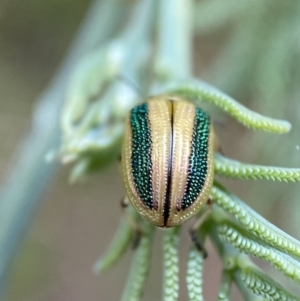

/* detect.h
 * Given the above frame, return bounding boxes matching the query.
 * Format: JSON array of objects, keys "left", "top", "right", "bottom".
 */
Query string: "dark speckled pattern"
[
  {"left": 130, "top": 103, "right": 153, "bottom": 209},
  {"left": 181, "top": 108, "right": 210, "bottom": 209}
]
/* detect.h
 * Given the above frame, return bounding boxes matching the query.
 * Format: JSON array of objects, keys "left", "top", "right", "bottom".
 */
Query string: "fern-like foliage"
[
  {"left": 163, "top": 227, "right": 180, "bottom": 301},
  {"left": 187, "top": 246, "right": 205, "bottom": 301},
  {"left": 164, "top": 79, "right": 291, "bottom": 133},
  {"left": 214, "top": 153, "right": 300, "bottom": 182},
  {"left": 92, "top": 79, "right": 300, "bottom": 300},
  {"left": 60, "top": 0, "right": 300, "bottom": 300}
]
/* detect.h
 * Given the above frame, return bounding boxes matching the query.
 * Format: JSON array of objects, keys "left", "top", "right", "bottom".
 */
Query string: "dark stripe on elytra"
[
  {"left": 130, "top": 103, "right": 154, "bottom": 209},
  {"left": 181, "top": 108, "right": 210, "bottom": 210},
  {"left": 163, "top": 100, "right": 174, "bottom": 226}
]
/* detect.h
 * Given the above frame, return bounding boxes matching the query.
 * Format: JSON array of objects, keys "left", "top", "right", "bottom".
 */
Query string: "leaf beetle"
[{"left": 121, "top": 94, "right": 216, "bottom": 228}]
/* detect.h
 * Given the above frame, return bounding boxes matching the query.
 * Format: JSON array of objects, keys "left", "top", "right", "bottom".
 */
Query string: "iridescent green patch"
[
  {"left": 181, "top": 108, "right": 210, "bottom": 209},
  {"left": 130, "top": 103, "right": 153, "bottom": 209}
]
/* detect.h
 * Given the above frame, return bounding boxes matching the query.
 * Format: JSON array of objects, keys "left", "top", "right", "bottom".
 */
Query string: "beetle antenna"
[{"left": 116, "top": 74, "right": 143, "bottom": 96}]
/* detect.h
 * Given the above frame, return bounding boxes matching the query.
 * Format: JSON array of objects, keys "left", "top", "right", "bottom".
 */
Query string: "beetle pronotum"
[{"left": 122, "top": 94, "right": 216, "bottom": 228}]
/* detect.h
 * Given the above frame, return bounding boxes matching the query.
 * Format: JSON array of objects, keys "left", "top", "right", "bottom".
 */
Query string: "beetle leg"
[
  {"left": 189, "top": 228, "right": 207, "bottom": 259},
  {"left": 189, "top": 198, "right": 214, "bottom": 258},
  {"left": 120, "top": 197, "right": 142, "bottom": 249},
  {"left": 206, "top": 197, "right": 214, "bottom": 208}
]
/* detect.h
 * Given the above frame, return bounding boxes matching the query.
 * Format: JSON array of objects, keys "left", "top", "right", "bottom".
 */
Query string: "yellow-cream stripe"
[
  {"left": 169, "top": 100, "right": 196, "bottom": 222},
  {"left": 148, "top": 99, "right": 171, "bottom": 226}
]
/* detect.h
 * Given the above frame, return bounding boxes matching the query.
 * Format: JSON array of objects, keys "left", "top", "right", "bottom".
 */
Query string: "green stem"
[
  {"left": 217, "top": 270, "right": 232, "bottom": 301},
  {"left": 120, "top": 0, "right": 155, "bottom": 45},
  {"left": 115, "top": 0, "right": 156, "bottom": 94},
  {"left": 155, "top": 0, "right": 193, "bottom": 82}
]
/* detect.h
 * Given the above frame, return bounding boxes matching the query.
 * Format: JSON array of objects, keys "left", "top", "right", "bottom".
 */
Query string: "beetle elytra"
[{"left": 122, "top": 95, "right": 215, "bottom": 227}]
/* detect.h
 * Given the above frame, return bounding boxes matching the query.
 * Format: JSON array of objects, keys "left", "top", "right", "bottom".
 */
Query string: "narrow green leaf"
[
  {"left": 209, "top": 223, "right": 262, "bottom": 301},
  {"left": 165, "top": 79, "right": 291, "bottom": 133},
  {"left": 93, "top": 207, "right": 138, "bottom": 273},
  {"left": 163, "top": 227, "right": 180, "bottom": 301},
  {"left": 187, "top": 247, "right": 204, "bottom": 301},
  {"left": 214, "top": 153, "right": 300, "bottom": 182},
  {"left": 240, "top": 267, "right": 300, "bottom": 301},
  {"left": 211, "top": 185, "right": 300, "bottom": 259},
  {"left": 219, "top": 222, "right": 300, "bottom": 284},
  {"left": 121, "top": 221, "right": 154, "bottom": 301}
]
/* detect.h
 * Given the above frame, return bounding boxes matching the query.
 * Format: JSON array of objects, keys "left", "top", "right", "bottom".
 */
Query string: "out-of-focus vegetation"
[
  {"left": 0, "top": 0, "right": 91, "bottom": 180},
  {"left": 1, "top": 0, "right": 300, "bottom": 300},
  {"left": 0, "top": 1, "right": 92, "bottom": 300},
  {"left": 195, "top": 0, "right": 300, "bottom": 237}
]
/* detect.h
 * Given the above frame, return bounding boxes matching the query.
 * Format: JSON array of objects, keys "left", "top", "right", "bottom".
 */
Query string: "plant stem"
[{"left": 155, "top": 0, "right": 193, "bottom": 81}]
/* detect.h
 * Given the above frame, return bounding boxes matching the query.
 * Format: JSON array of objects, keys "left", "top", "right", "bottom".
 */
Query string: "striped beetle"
[{"left": 122, "top": 95, "right": 216, "bottom": 228}]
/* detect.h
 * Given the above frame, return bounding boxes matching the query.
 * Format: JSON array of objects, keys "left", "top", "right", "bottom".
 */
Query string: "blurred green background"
[{"left": 1, "top": 0, "right": 300, "bottom": 300}]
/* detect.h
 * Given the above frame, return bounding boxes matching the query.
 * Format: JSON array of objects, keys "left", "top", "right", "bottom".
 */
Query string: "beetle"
[{"left": 121, "top": 94, "right": 216, "bottom": 228}]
